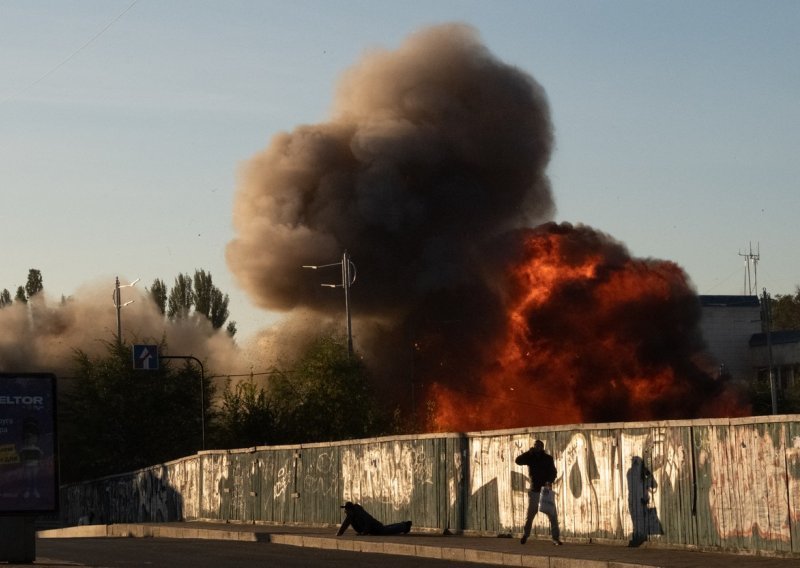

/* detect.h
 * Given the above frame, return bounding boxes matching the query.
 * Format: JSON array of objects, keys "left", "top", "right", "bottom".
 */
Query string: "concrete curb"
[{"left": 38, "top": 524, "right": 264, "bottom": 542}]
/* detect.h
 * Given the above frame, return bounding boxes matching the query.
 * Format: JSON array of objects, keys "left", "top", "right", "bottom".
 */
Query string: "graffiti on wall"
[
  {"left": 302, "top": 451, "right": 338, "bottom": 497},
  {"left": 66, "top": 460, "right": 189, "bottom": 525},
  {"left": 467, "top": 428, "right": 689, "bottom": 543},
  {"left": 201, "top": 453, "right": 228, "bottom": 519},
  {"left": 695, "top": 425, "right": 795, "bottom": 542},
  {"left": 340, "top": 441, "right": 432, "bottom": 509},
  {"left": 57, "top": 418, "right": 800, "bottom": 556},
  {"left": 561, "top": 433, "right": 602, "bottom": 535},
  {"left": 274, "top": 463, "right": 291, "bottom": 500}
]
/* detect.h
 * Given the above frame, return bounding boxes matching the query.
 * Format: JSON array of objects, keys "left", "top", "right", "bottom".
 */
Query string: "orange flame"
[{"left": 426, "top": 223, "right": 748, "bottom": 432}]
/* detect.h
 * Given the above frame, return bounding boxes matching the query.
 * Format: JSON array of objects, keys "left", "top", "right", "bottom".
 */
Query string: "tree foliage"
[
  {"left": 268, "top": 335, "right": 389, "bottom": 444},
  {"left": 212, "top": 334, "right": 391, "bottom": 448},
  {"left": 56, "top": 332, "right": 394, "bottom": 481},
  {"left": 749, "top": 368, "right": 800, "bottom": 415},
  {"left": 167, "top": 273, "right": 194, "bottom": 319},
  {"left": 60, "top": 340, "right": 212, "bottom": 483},
  {"left": 226, "top": 320, "right": 238, "bottom": 337},
  {"left": 192, "top": 269, "right": 214, "bottom": 318},
  {"left": 193, "top": 269, "right": 230, "bottom": 330},
  {"left": 0, "top": 269, "right": 38, "bottom": 305},
  {"left": 153, "top": 270, "right": 234, "bottom": 335},
  {"left": 149, "top": 278, "right": 168, "bottom": 315},
  {"left": 771, "top": 287, "right": 800, "bottom": 330},
  {"left": 25, "top": 268, "right": 43, "bottom": 298},
  {"left": 216, "top": 377, "right": 274, "bottom": 448}
]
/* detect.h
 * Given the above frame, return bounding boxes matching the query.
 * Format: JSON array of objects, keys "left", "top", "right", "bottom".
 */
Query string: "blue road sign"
[{"left": 132, "top": 345, "right": 159, "bottom": 370}]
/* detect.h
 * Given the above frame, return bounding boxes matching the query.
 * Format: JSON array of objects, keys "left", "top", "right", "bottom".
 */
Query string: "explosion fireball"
[{"left": 227, "top": 23, "right": 748, "bottom": 431}]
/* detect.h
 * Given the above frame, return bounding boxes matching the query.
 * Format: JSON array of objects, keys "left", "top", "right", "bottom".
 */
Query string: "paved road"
[
  {"left": 31, "top": 521, "right": 799, "bottom": 568},
  {"left": 32, "top": 537, "right": 506, "bottom": 568}
]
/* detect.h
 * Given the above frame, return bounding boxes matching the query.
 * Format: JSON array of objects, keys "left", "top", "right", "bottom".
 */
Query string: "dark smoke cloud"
[{"left": 227, "top": 23, "right": 554, "bottom": 318}]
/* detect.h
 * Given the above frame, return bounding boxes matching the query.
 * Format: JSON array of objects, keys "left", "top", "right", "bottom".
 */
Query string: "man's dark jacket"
[
  {"left": 515, "top": 449, "right": 557, "bottom": 492},
  {"left": 337, "top": 503, "right": 383, "bottom": 535}
]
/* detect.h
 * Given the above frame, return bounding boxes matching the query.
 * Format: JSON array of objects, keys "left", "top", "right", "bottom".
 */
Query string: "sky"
[{"left": 2, "top": 0, "right": 798, "bottom": 343}]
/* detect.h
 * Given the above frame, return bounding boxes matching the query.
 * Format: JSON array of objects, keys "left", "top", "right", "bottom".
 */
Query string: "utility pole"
[
  {"left": 112, "top": 277, "right": 139, "bottom": 344},
  {"left": 302, "top": 250, "right": 357, "bottom": 357},
  {"left": 341, "top": 250, "right": 355, "bottom": 357},
  {"left": 761, "top": 288, "right": 777, "bottom": 415}
]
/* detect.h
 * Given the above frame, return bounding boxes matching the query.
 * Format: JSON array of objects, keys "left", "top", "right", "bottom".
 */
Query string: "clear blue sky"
[{"left": 2, "top": 1, "right": 798, "bottom": 341}]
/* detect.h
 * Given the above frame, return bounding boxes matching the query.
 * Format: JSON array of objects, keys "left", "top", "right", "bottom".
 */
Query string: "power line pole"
[
  {"left": 341, "top": 250, "right": 355, "bottom": 357},
  {"left": 761, "top": 288, "right": 777, "bottom": 415},
  {"left": 302, "top": 250, "right": 357, "bottom": 357},
  {"left": 112, "top": 277, "right": 139, "bottom": 344}
]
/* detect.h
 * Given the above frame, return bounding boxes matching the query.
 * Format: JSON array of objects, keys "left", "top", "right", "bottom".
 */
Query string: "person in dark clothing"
[
  {"left": 336, "top": 502, "right": 412, "bottom": 536},
  {"left": 515, "top": 439, "right": 562, "bottom": 545}
]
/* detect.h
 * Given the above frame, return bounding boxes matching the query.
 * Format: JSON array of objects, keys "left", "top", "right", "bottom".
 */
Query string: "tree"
[
  {"left": 167, "top": 273, "right": 193, "bottom": 319},
  {"left": 215, "top": 377, "right": 274, "bottom": 448},
  {"left": 771, "top": 287, "right": 800, "bottom": 330},
  {"left": 208, "top": 288, "right": 230, "bottom": 330},
  {"left": 226, "top": 320, "right": 238, "bottom": 337},
  {"left": 193, "top": 270, "right": 231, "bottom": 331},
  {"left": 0, "top": 289, "right": 11, "bottom": 308},
  {"left": 193, "top": 269, "right": 214, "bottom": 318},
  {"left": 25, "top": 269, "right": 43, "bottom": 299},
  {"left": 152, "top": 270, "right": 236, "bottom": 334},
  {"left": 59, "top": 340, "right": 213, "bottom": 482},
  {"left": 15, "top": 286, "right": 27, "bottom": 304},
  {"left": 149, "top": 278, "right": 168, "bottom": 315},
  {"left": 268, "top": 334, "right": 389, "bottom": 444}
]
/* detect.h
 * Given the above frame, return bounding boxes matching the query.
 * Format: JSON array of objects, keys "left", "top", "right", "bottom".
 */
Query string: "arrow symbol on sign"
[{"left": 139, "top": 347, "right": 153, "bottom": 369}]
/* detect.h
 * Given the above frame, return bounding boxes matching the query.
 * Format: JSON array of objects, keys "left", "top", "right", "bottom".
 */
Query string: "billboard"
[{"left": 0, "top": 373, "right": 58, "bottom": 514}]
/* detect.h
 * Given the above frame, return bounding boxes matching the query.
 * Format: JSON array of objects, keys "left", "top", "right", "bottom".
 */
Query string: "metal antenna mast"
[{"left": 738, "top": 242, "right": 760, "bottom": 295}]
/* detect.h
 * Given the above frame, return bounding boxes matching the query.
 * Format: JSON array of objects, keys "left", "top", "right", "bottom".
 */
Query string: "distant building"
[
  {"left": 698, "top": 295, "right": 762, "bottom": 381},
  {"left": 698, "top": 295, "right": 800, "bottom": 391},
  {"left": 749, "top": 330, "right": 800, "bottom": 390}
]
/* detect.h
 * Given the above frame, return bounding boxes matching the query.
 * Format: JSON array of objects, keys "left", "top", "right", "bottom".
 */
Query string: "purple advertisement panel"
[{"left": 0, "top": 374, "right": 58, "bottom": 514}]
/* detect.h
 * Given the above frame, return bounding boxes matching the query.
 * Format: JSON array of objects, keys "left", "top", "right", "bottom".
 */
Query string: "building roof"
[
  {"left": 749, "top": 330, "right": 800, "bottom": 347},
  {"left": 699, "top": 295, "right": 760, "bottom": 307}
]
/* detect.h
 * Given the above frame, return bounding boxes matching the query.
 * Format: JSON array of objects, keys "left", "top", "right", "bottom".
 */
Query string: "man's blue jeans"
[{"left": 523, "top": 489, "right": 560, "bottom": 541}]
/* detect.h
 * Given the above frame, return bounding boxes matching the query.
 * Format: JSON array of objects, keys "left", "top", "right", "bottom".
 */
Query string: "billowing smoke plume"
[
  {"left": 227, "top": 24, "right": 554, "bottom": 314},
  {"left": 0, "top": 282, "right": 247, "bottom": 379},
  {"left": 227, "top": 23, "right": 748, "bottom": 430}
]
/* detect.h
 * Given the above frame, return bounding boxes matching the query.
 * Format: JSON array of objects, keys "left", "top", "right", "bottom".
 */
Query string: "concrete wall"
[{"left": 59, "top": 416, "right": 800, "bottom": 556}]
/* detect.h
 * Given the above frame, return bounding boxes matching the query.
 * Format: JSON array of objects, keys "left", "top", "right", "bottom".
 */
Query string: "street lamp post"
[
  {"left": 303, "top": 250, "right": 357, "bottom": 357},
  {"left": 112, "top": 276, "right": 139, "bottom": 344}
]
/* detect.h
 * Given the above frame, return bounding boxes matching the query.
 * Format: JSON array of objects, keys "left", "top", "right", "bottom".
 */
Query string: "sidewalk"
[{"left": 36, "top": 521, "right": 796, "bottom": 568}]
